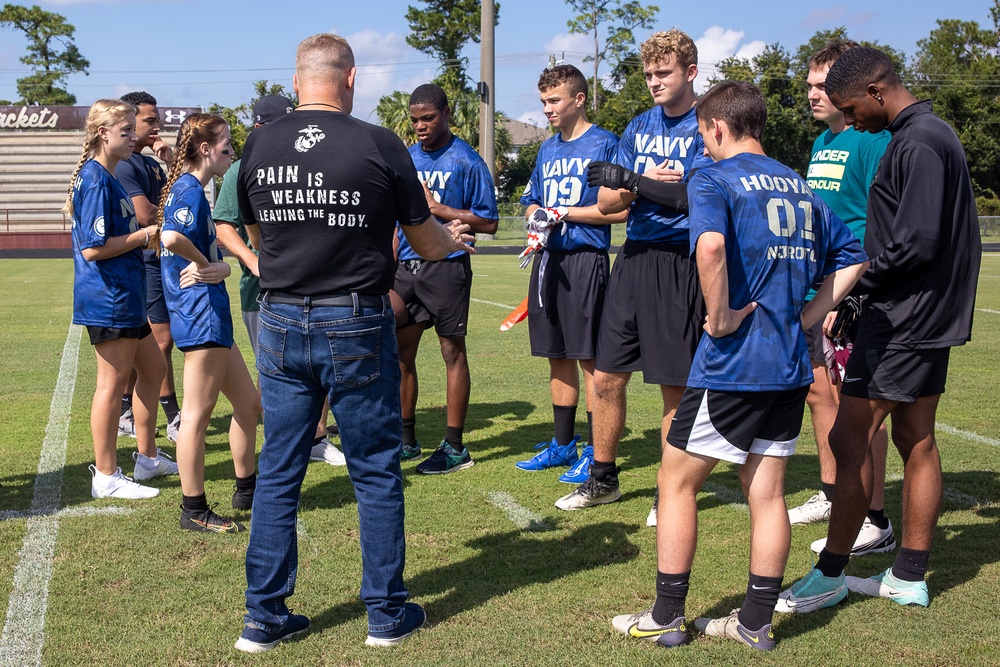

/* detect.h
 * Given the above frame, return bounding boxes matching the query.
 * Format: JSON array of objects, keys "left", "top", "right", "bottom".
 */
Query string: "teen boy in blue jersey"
[
  {"left": 789, "top": 40, "right": 895, "bottom": 558},
  {"left": 612, "top": 81, "right": 867, "bottom": 651},
  {"left": 515, "top": 64, "right": 624, "bottom": 478},
  {"left": 116, "top": 91, "right": 182, "bottom": 444},
  {"left": 556, "top": 30, "right": 712, "bottom": 518},
  {"left": 779, "top": 47, "right": 981, "bottom": 614},
  {"left": 395, "top": 83, "right": 499, "bottom": 474}
]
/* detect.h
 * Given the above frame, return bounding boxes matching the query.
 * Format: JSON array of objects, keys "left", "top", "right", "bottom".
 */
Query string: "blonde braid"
[
  {"left": 153, "top": 124, "right": 194, "bottom": 252},
  {"left": 62, "top": 139, "right": 96, "bottom": 217}
]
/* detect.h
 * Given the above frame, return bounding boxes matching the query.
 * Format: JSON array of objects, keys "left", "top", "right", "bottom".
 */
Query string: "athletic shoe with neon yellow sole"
[
  {"left": 775, "top": 568, "right": 847, "bottom": 613},
  {"left": 611, "top": 607, "right": 689, "bottom": 648},
  {"left": 693, "top": 609, "right": 775, "bottom": 651},
  {"left": 846, "top": 567, "right": 929, "bottom": 607}
]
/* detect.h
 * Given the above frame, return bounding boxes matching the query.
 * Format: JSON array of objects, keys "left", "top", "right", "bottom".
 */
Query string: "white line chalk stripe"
[
  {"left": 937, "top": 422, "right": 1000, "bottom": 448},
  {"left": 701, "top": 481, "right": 748, "bottom": 513},
  {"left": 1, "top": 323, "right": 81, "bottom": 667},
  {"left": 486, "top": 491, "right": 549, "bottom": 530},
  {"left": 975, "top": 308, "right": 1000, "bottom": 315},
  {"left": 471, "top": 297, "right": 516, "bottom": 311}
]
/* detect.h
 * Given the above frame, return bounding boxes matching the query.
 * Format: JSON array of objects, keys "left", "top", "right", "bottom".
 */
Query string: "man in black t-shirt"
[
  {"left": 234, "top": 33, "right": 473, "bottom": 653},
  {"left": 779, "top": 47, "right": 982, "bottom": 615}
]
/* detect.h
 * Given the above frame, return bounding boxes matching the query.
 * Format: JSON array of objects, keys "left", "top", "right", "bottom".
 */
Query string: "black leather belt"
[{"left": 264, "top": 291, "right": 389, "bottom": 308}]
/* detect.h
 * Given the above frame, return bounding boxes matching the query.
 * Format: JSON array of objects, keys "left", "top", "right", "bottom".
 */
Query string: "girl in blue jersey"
[
  {"left": 156, "top": 113, "right": 260, "bottom": 533},
  {"left": 66, "top": 99, "right": 176, "bottom": 500}
]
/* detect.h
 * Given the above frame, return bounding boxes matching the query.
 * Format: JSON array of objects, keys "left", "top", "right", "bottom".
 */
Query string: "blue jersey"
[
  {"left": 686, "top": 153, "right": 867, "bottom": 391},
  {"left": 519, "top": 124, "right": 618, "bottom": 252},
  {"left": 397, "top": 135, "right": 497, "bottom": 261},
  {"left": 71, "top": 160, "right": 146, "bottom": 328},
  {"left": 615, "top": 106, "right": 712, "bottom": 244},
  {"left": 115, "top": 151, "right": 166, "bottom": 204},
  {"left": 160, "top": 173, "right": 234, "bottom": 349}
]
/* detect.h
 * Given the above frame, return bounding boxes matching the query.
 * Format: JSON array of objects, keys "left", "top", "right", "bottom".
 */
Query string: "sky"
[{"left": 0, "top": 0, "right": 991, "bottom": 129}]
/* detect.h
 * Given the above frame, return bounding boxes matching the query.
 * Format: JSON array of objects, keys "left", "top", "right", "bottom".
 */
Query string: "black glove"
[
  {"left": 587, "top": 161, "right": 640, "bottom": 192},
  {"left": 830, "top": 295, "right": 863, "bottom": 340}
]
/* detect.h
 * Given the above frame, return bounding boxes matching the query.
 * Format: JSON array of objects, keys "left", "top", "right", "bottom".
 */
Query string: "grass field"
[{"left": 1, "top": 254, "right": 999, "bottom": 666}]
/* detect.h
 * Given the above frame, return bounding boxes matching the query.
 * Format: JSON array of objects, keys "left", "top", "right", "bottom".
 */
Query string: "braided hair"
[{"left": 62, "top": 99, "right": 136, "bottom": 217}]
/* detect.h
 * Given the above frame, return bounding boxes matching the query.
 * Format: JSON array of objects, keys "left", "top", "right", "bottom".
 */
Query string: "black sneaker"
[
  {"left": 365, "top": 602, "right": 426, "bottom": 647},
  {"left": 235, "top": 613, "right": 311, "bottom": 653},
  {"left": 180, "top": 504, "right": 246, "bottom": 533},
  {"left": 415, "top": 441, "right": 474, "bottom": 475},
  {"left": 554, "top": 472, "right": 621, "bottom": 510},
  {"left": 232, "top": 486, "right": 255, "bottom": 511},
  {"left": 401, "top": 440, "right": 422, "bottom": 461}
]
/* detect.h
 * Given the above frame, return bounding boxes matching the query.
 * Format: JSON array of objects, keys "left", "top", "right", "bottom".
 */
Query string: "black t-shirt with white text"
[{"left": 237, "top": 110, "right": 430, "bottom": 295}]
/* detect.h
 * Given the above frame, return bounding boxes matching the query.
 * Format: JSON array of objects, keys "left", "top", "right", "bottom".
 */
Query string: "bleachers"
[{"left": 0, "top": 130, "right": 175, "bottom": 234}]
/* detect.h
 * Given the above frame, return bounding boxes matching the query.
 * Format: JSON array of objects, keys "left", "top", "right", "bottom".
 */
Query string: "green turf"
[{"left": 1, "top": 255, "right": 999, "bottom": 666}]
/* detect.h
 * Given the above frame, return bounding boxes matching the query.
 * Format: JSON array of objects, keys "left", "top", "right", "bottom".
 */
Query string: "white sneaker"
[
  {"left": 132, "top": 449, "right": 179, "bottom": 481},
  {"left": 646, "top": 489, "right": 659, "bottom": 527},
  {"left": 90, "top": 465, "right": 159, "bottom": 499},
  {"left": 310, "top": 437, "right": 346, "bottom": 466},
  {"left": 810, "top": 517, "right": 896, "bottom": 557},
  {"left": 166, "top": 412, "right": 181, "bottom": 444},
  {"left": 118, "top": 408, "right": 136, "bottom": 438},
  {"left": 787, "top": 490, "right": 831, "bottom": 525}
]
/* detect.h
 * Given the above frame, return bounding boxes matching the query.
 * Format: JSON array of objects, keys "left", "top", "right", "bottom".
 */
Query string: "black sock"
[
  {"left": 892, "top": 547, "right": 930, "bottom": 582},
  {"left": 182, "top": 493, "right": 209, "bottom": 513},
  {"left": 739, "top": 573, "right": 783, "bottom": 631},
  {"left": 586, "top": 411, "right": 593, "bottom": 445},
  {"left": 235, "top": 472, "right": 257, "bottom": 493},
  {"left": 445, "top": 426, "right": 464, "bottom": 450},
  {"left": 120, "top": 393, "right": 133, "bottom": 417},
  {"left": 821, "top": 482, "right": 836, "bottom": 503},
  {"left": 867, "top": 508, "right": 889, "bottom": 530},
  {"left": 591, "top": 459, "right": 619, "bottom": 482},
  {"left": 552, "top": 404, "right": 577, "bottom": 446},
  {"left": 402, "top": 418, "right": 416, "bottom": 446},
  {"left": 313, "top": 435, "right": 325, "bottom": 446},
  {"left": 159, "top": 393, "right": 181, "bottom": 421},
  {"left": 816, "top": 548, "right": 850, "bottom": 578},
  {"left": 652, "top": 570, "right": 689, "bottom": 624}
]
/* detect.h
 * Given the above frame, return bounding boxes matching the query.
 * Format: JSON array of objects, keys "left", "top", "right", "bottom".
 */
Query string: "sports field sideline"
[{"left": 1, "top": 254, "right": 998, "bottom": 666}]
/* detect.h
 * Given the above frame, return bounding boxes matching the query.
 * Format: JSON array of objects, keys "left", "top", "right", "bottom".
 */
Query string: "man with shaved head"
[
  {"left": 778, "top": 46, "right": 981, "bottom": 614},
  {"left": 235, "top": 33, "right": 474, "bottom": 652}
]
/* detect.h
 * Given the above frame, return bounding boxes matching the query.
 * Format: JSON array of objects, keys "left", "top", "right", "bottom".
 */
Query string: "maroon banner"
[{"left": 0, "top": 105, "right": 202, "bottom": 131}]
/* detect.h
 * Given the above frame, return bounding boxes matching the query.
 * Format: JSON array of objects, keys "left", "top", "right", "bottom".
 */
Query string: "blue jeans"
[{"left": 243, "top": 297, "right": 409, "bottom": 634}]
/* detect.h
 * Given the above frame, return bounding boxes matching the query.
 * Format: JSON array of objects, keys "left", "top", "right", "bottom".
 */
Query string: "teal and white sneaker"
[
  {"left": 558, "top": 445, "right": 593, "bottom": 484},
  {"left": 693, "top": 609, "right": 776, "bottom": 651},
  {"left": 401, "top": 440, "right": 422, "bottom": 461},
  {"left": 775, "top": 568, "right": 847, "bottom": 613},
  {"left": 611, "top": 607, "right": 689, "bottom": 648},
  {"left": 846, "top": 567, "right": 929, "bottom": 607},
  {"left": 515, "top": 435, "right": 580, "bottom": 471},
  {"left": 415, "top": 441, "right": 474, "bottom": 475}
]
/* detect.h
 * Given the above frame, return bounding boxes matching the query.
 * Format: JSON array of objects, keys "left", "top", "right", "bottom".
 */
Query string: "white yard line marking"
[
  {"left": 937, "top": 422, "right": 1000, "bottom": 448},
  {"left": 701, "top": 481, "right": 749, "bottom": 513},
  {"left": 486, "top": 491, "right": 549, "bottom": 530},
  {"left": 1, "top": 323, "right": 81, "bottom": 667},
  {"left": 0, "top": 506, "right": 133, "bottom": 522},
  {"left": 471, "top": 297, "right": 516, "bottom": 311},
  {"left": 975, "top": 308, "right": 1000, "bottom": 315}
]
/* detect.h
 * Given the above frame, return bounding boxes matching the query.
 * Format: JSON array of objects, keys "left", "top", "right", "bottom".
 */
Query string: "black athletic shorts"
[
  {"left": 840, "top": 347, "right": 950, "bottom": 403},
  {"left": 804, "top": 318, "right": 829, "bottom": 366},
  {"left": 144, "top": 249, "right": 170, "bottom": 324},
  {"left": 86, "top": 323, "right": 153, "bottom": 346},
  {"left": 667, "top": 385, "right": 809, "bottom": 464},
  {"left": 178, "top": 341, "right": 229, "bottom": 353},
  {"left": 595, "top": 240, "right": 705, "bottom": 385},
  {"left": 393, "top": 254, "right": 472, "bottom": 337},
  {"left": 527, "top": 249, "right": 609, "bottom": 359}
]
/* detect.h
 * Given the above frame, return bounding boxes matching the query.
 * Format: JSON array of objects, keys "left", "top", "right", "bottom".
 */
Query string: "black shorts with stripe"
[
  {"left": 595, "top": 239, "right": 706, "bottom": 385},
  {"left": 527, "top": 248, "right": 609, "bottom": 359},
  {"left": 393, "top": 254, "right": 472, "bottom": 337},
  {"left": 840, "top": 346, "right": 950, "bottom": 403},
  {"left": 667, "top": 386, "right": 809, "bottom": 464}
]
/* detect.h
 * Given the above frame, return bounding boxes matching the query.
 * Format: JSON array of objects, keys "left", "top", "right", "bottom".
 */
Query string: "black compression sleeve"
[{"left": 634, "top": 177, "right": 688, "bottom": 214}]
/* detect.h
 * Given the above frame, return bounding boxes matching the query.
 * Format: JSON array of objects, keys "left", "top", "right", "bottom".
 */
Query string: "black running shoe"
[
  {"left": 180, "top": 504, "right": 246, "bottom": 533},
  {"left": 232, "top": 486, "right": 254, "bottom": 511}
]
